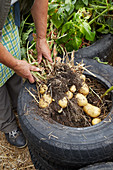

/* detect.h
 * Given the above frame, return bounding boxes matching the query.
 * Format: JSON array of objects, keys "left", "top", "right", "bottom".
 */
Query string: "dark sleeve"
[
  {"left": 19, "top": 0, "right": 34, "bottom": 16},
  {"left": 0, "top": 0, "right": 11, "bottom": 42}
]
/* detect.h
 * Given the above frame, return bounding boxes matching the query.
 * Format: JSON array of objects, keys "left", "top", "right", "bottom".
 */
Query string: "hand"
[
  {"left": 13, "top": 60, "right": 40, "bottom": 83},
  {"left": 36, "top": 37, "right": 52, "bottom": 63}
]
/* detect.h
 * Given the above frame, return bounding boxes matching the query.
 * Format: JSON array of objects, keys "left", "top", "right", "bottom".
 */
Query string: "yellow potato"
[
  {"left": 39, "top": 98, "right": 48, "bottom": 108},
  {"left": 58, "top": 97, "right": 68, "bottom": 108},
  {"left": 79, "top": 83, "right": 89, "bottom": 96},
  {"left": 65, "top": 91, "right": 73, "bottom": 100},
  {"left": 80, "top": 74, "right": 86, "bottom": 82},
  {"left": 75, "top": 93, "right": 88, "bottom": 106},
  {"left": 39, "top": 94, "right": 52, "bottom": 108},
  {"left": 92, "top": 118, "right": 101, "bottom": 125},
  {"left": 70, "top": 85, "right": 76, "bottom": 93},
  {"left": 39, "top": 84, "right": 48, "bottom": 94},
  {"left": 83, "top": 103, "right": 101, "bottom": 118},
  {"left": 43, "top": 94, "right": 53, "bottom": 104}
]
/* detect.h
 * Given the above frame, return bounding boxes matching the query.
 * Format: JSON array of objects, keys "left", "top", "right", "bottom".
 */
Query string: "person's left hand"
[{"left": 36, "top": 37, "right": 53, "bottom": 63}]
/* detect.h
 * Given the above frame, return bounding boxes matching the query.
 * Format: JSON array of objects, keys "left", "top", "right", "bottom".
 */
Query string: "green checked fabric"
[{"left": 0, "top": 6, "right": 21, "bottom": 87}]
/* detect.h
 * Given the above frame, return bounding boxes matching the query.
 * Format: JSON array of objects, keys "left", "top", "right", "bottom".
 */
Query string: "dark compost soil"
[{"left": 31, "top": 63, "right": 112, "bottom": 128}]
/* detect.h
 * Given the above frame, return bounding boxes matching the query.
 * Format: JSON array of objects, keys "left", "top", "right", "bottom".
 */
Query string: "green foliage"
[
  {"left": 19, "top": 0, "right": 113, "bottom": 56},
  {"left": 47, "top": 0, "right": 113, "bottom": 53},
  {"left": 19, "top": 15, "right": 34, "bottom": 59}
]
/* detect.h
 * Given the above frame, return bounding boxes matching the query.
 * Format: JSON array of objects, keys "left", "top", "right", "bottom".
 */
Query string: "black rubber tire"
[
  {"left": 28, "top": 147, "right": 44, "bottom": 170},
  {"left": 28, "top": 143, "right": 50, "bottom": 170},
  {"left": 29, "top": 147, "right": 51, "bottom": 170},
  {"left": 29, "top": 143, "right": 113, "bottom": 170},
  {"left": 28, "top": 143, "right": 81, "bottom": 170},
  {"left": 74, "top": 34, "right": 113, "bottom": 64},
  {"left": 79, "top": 162, "right": 113, "bottom": 170},
  {"left": 18, "top": 59, "right": 113, "bottom": 169},
  {"left": 29, "top": 144, "right": 113, "bottom": 170}
]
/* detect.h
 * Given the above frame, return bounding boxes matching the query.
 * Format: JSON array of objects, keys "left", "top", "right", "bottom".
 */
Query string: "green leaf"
[
  {"left": 72, "top": 0, "right": 77, "bottom": 4},
  {"left": 82, "top": 0, "right": 88, "bottom": 6},
  {"left": 61, "top": 21, "right": 73, "bottom": 34},
  {"left": 20, "top": 47, "right": 27, "bottom": 59},
  {"left": 51, "top": 13, "right": 64, "bottom": 29},
  {"left": 48, "top": 4, "right": 59, "bottom": 16},
  {"left": 75, "top": 0, "right": 84, "bottom": 10},
  {"left": 65, "top": 36, "right": 82, "bottom": 51},
  {"left": 64, "top": 3, "right": 74, "bottom": 15},
  {"left": 96, "top": 24, "right": 105, "bottom": 32},
  {"left": 57, "top": 34, "right": 70, "bottom": 44},
  {"left": 106, "top": 18, "right": 113, "bottom": 28},
  {"left": 65, "top": 0, "right": 71, "bottom": 4},
  {"left": 80, "top": 22, "right": 95, "bottom": 41},
  {"left": 73, "top": 36, "right": 82, "bottom": 50}
]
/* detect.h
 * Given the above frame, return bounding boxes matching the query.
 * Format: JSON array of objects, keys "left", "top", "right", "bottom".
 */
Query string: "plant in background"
[
  {"left": 47, "top": 0, "right": 113, "bottom": 55},
  {"left": 19, "top": 0, "right": 113, "bottom": 59}
]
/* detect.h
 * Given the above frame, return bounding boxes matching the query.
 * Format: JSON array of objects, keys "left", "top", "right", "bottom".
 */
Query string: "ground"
[{"left": 0, "top": 115, "right": 36, "bottom": 170}]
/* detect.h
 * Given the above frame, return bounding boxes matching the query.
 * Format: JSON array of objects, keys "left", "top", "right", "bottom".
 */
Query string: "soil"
[{"left": 33, "top": 63, "right": 112, "bottom": 128}]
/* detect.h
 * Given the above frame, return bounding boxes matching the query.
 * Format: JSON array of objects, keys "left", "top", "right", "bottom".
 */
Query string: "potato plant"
[{"left": 19, "top": 0, "right": 113, "bottom": 59}]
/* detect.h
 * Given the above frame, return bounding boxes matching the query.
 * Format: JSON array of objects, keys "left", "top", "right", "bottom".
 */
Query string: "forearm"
[
  {"left": 0, "top": 43, "right": 40, "bottom": 83},
  {"left": 31, "top": 0, "right": 48, "bottom": 39},
  {"left": 0, "top": 43, "right": 18, "bottom": 69}
]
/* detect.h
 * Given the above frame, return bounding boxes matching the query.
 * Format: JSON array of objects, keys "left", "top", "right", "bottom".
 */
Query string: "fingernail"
[{"left": 36, "top": 67, "right": 40, "bottom": 71}]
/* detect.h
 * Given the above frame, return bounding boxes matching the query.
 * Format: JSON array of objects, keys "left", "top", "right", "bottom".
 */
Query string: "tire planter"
[
  {"left": 79, "top": 162, "right": 113, "bottom": 170},
  {"left": 18, "top": 59, "right": 113, "bottom": 169},
  {"left": 74, "top": 34, "right": 113, "bottom": 64}
]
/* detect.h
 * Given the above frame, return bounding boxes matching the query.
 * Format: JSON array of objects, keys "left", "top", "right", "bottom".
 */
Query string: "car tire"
[
  {"left": 74, "top": 34, "right": 113, "bottom": 64},
  {"left": 79, "top": 162, "right": 113, "bottom": 170}
]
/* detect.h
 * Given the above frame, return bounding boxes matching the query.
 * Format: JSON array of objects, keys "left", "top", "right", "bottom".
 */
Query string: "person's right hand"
[
  {"left": 13, "top": 59, "right": 40, "bottom": 83},
  {"left": 36, "top": 37, "right": 53, "bottom": 64}
]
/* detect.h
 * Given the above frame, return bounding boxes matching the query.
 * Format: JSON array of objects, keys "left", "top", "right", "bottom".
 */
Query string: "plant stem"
[
  {"left": 91, "top": 1, "right": 107, "bottom": 5},
  {"left": 74, "top": 24, "right": 80, "bottom": 30},
  {"left": 31, "top": 71, "right": 40, "bottom": 83},
  {"left": 89, "top": 4, "right": 107, "bottom": 9},
  {"left": 89, "top": 8, "right": 108, "bottom": 25},
  {"left": 101, "top": 86, "right": 113, "bottom": 99},
  {"left": 67, "top": 12, "right": 75, "bottom": 21},
  {"left": 28, "top": 42, "right": 36, "bottom": 49},
  {"left": 35, "top": 72, "right": 46, "bottom": 80},
  {"left": 25, "top": 87, "right": 39, "bottom": 103}
]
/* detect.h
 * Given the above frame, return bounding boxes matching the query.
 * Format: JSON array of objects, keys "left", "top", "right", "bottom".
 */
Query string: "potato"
[
  {"left": 43, "top": 94, "right": 53, "bottom": 104},
  {"left": 58, "top": 97, "right": 68, "bottom": 108},
  {"left": 75, "top": 93, "right": 88, "bottom": 106},
  {"left": 39, "top": 98, "right": 48, "bottom": 108},
  {"left": 79, "top": 83, "right": 89, "bottom": 96},
  {"left": 80, "top": 74, "right": 86, "bottom": 82},
  {"left": 39, "top": 84, "right": 48, "bottom": 94},
  {"left": 65, "top": 91, "right": 73, "bottom": 100},
  {"left": 39, "top": 94, "right": 52, "bottom": 108},
  {"left": 70, "top": 85, "right": 76, "bottom": 93},
  {"left": 92, "top": 118, "right": 101, "bottom": 125},
  {"left": 83, "top": 103, "right": 101, "bottom": 118}
]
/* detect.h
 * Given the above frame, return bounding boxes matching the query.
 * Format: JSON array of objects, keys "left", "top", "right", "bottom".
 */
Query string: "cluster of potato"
[
  {"left": 38, "top": 74, "right": 101, "bottom": 126},
  {"left": 39, "top": 84, "right": 53, "bottom": 108},
  {"left": 76, "top": 74, "right": 101, "bottom": 125}
]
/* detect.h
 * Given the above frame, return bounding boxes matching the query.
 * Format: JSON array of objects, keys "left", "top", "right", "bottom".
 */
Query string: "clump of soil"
[{"left": 34, "top": 63, "right": 112, "bottom": 128}]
